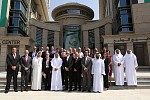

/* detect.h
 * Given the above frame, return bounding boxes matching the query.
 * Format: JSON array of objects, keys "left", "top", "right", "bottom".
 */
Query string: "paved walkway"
[
  {"left": 0, "top": 89, "right": 150, "bottom": 100},
  {"left": 0, "top": 71, "right": 150, "bottom": 100}
]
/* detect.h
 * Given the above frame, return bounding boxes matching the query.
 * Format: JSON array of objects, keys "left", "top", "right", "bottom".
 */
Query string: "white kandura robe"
[
  {"left": 113, "top": 54, "right": 124, "bottom": 85},
  {"left": 31, "top": 57, "right": 43, "bottom": 90},
  {"left": 92, "top": 59, "right": 105, "bottom": 93},
  {"left": 124, "top": 54, "right": 138, "bottom": 86},
  {"left": 51, "top": 57, "right": 63, "bottom": 91}
]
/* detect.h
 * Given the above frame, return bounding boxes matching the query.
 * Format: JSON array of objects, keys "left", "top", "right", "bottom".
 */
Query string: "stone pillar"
[
  {"left": 105, "top": 23, "right": 112, "bottom": 35},
  {"left": 19, "top": 45, "right": 26, "bottom": 56},
  {"left": 0, "top": 45, "right": 7, "bottom": 70},
  {"left": 108, "top": 43, "right": 114, "bottom": 56},
  {"left": 99, "top": 0, "right": 105, "bottom": 19},
  {"left": 127, "top": 42, "right": 133, "bottom": 52},
  {"left": 42, "top": 29, "right": 48, "bottom": 47},
  {"left": 83, "top": 31, "right": 88, "bottom": 48},
  {"left": 54, "top": 31, "right": 60, "bottom": 49},
  {"left": 147, "top": 41, "right": 150, "bottom": 66},
  {"left": 0, "top": 27, "right": 6, "bottom": 36},
  {"left": 94, "top": 28, "right": 100, "bottom": 51},
  {"left": 29, "top": 25, "right": 37, "bottom": 42}
]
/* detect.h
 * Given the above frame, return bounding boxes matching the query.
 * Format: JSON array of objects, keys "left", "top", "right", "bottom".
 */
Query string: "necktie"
[
  {"left": 26, "top": 56, "right": 28, "bottom": 62},
  {"left": 13, "top": 54, "right": 16, "bottom": 59},
  {"left": 85, "top": 57, "right": 87, "bottom": 64}
]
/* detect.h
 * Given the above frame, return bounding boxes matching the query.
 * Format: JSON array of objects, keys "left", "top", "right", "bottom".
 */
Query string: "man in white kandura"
[
  {"left": 31, "top": 51, "right": 43, "bottom": 90},
  {"left": 51, "top": 53, "right": 63, "bottom": 91},
  {"left": 92, "top": 52, "right": 105, "bottom": 93},
  {"left": 112, "top": 49, "right": 124, "bottom": 86},
  {"left": 124, "top": 49, "right": 138, "bottom": 86}
]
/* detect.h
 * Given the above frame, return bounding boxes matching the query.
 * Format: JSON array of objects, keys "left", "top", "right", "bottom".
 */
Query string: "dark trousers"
[
  {"left": 82, "top": 71, "right": 91, "bottom": 90},
  {"left": 21, "top": 70, "right": 30, "bottom": 89},
  {"left": 73, "top": 72, "right": 81, "bottom": 90},
  {"left": 44, "top": 69, "right": 51, "bottom": 90},
  {"left": 64, "top": 71, "right": 73, "bottom": 90},
  {"left": 29, "top": 67, "right": 32, "bottom": 83},
  {"left": 5, "top": 70, "right": 18, "bottom": 91},
  {"left": 104, "top": 71, "right": 109, "bottom": 88}
]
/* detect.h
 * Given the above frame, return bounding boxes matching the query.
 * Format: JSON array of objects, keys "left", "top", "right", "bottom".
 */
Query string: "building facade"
[
  {"left": 0, "top": 0, "right": 150, "bottom": 70},
  {"left": 0, "top": 0, "right": 50, "bottom": 70}
]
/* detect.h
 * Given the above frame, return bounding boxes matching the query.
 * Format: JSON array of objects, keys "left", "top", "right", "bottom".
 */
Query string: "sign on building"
[
  {"left": 138, "top": 0, "right": 150, "bottom": 3},
  {"left": 0, "top": 0, "right": 8, "bottom": 27}
]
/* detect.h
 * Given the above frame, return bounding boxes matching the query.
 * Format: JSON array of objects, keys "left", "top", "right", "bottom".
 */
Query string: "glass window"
[
  {"left": 20, "top": 2, "right": 27, "bottom": 16},
  {"left": 88, "top": 29, "right": 95, "bottom": 52},
  {"left": 67, "top": 9, "right": 80, "bottom": 14},
  {"left": 15, "top": 1, "right": 20, "bottom": 9},
  {"left": 55, "top": 9, "right": 90, "bottom": 19},
  {"left": 47, "top": 30, "right": 55, "bottom": 47},
  {"left": 118, "top": 0, "right": 130, "bottom": 7},
  {"left": 99, "top": 26, "right": 105, "bottom": 35},
  {"left": 36, "top": 28, "right": 43, "bottom": 47}
]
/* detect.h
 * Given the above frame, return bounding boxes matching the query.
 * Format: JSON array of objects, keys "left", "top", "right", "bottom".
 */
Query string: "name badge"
[{"left": 46, "top": 66, "right": 49, "bottom": 68}]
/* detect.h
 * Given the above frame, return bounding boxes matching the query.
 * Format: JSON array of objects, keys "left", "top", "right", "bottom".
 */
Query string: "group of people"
[{"left": 4, "top": 46, "right": 138, "bottom": 93}]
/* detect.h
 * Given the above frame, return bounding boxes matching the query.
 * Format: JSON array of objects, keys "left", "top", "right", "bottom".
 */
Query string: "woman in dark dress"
[
  {"left": 107, "top": 50, "right": 112, "bottom": 86},
  {"left": 103, "top": 53, "right": 111, "bottom": 90}
]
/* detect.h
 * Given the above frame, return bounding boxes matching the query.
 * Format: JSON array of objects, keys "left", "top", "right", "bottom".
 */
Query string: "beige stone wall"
[
  {"left": 0, "top": 27, "right": 6, "bottom": 36},
  {"left": 132, "top": 3, "right": 150, "bottom": 33},
  {"left": 0, "top": 36, "right": 32, "bottom": 70},
  {"left": 29, "top": 19, "right": 61, "bottom": 48},
  {"left": 94, "top": 28, "right": 100, "bottom": 50}
]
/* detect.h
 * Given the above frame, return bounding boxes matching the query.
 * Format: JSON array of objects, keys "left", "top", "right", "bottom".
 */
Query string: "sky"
[{"left": 49, "top": 0, "right": 99, "bottom": 21}]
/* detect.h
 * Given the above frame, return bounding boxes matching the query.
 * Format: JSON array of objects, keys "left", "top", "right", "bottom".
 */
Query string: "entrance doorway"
[
  {"left": 114, "top": 43, "right": 127, "bottom": 55},
  {"left": 133, "top": 43, "right": 147, "bottom": 66}
]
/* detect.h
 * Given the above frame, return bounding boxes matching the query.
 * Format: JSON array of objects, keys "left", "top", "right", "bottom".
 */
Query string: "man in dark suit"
[
  {"left": 73, "top": 52, "right": 82, "bottom": 91},
  {"left": 40, "top": 46, "right": 45, "bottom": 58},
  {"left": 42, "top": 52, "right": 52, "bottom": 90},
  {"left": 5, "top": 48, "right": 20, "bottom": 93},
  {"left": 42, "top": 46, "right": 50, "bottom": 59},
  {"left": 20, "top": 50, "right": 32, "bottom": 92},
  {"left": 64, "top": 51, "right": 73, "bottom": 91},
  {"left": 29, "top": 46, "right": 37, "bottom": 59},
  {"left": 81, "top": 50, "right": 92, "bottom": 92}
]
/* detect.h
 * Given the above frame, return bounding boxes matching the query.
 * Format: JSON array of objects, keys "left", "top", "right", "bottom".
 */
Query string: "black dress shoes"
[
  {"left": 4, "top": 90, "right": 8, "bottom": 93},
  {"left": 82, "top": 90, "right": 86, "bottom": 92},
  {"left": 73, "top": 88, "right": 77, "bottom": 91},
  {"left": 68, "top": 89, "right": 72, "bottom": 92}
]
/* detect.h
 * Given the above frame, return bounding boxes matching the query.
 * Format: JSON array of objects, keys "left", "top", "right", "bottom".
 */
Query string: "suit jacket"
[
  {"left": 64, "top": 56, "right": 73, "bottom": 71},
  {"left": 6, "top": 53, "right": 20, "bottom": 72},
  {"left": 42, "top": 57, "right": 52, "bottom": 73},
  {"left": 20, "top": 55, "right": 32, "bottom": 72},
  {"left": 104, "top": 58, "right": 111, "bottom": 73},
  {"left": 42, "top": 51, "right": 50, "bottom": 58},
  {"left": 73, "top": 58, "right": 82, "bottom": 74},
  {"left": 29, "top": 51, "right": 37, "bottom": 59},
  {"left": 81, "top": 56, "right": 92, "bottom": 71}
]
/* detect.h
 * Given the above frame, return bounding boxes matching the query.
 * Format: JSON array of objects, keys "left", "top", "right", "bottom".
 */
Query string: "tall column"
[
  {"left": 99, "top": 0, "right": 105, "bottom": 19},
  {"left": 108, "top": 43, "right": 114, "bottom": 56},
  {"left": 127, "top": 42, "right": 133, "bottom": 52},
  {"left": 82, "top": 31, "right": 88, "bottom": 48},
  {"left": 147, "top": 41, "right": 150, "bottom": 66},
  {"left": 94, "top": 28, "right": 100, "bottom": 51},
  {"left": 42, "top": 29, "right": 48, "bottom": 47},
  {"left": 54, "top": 31, "right": 60, "bottom": 49},
  {"left": 105, "top": 23, "right": 112, "bottom": 35},
  {"left": 0, "top": 45, "right": 7, "bottom": 70},
  {"left": 19, "top": 45, "right": 26, "bottom": 56}
]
